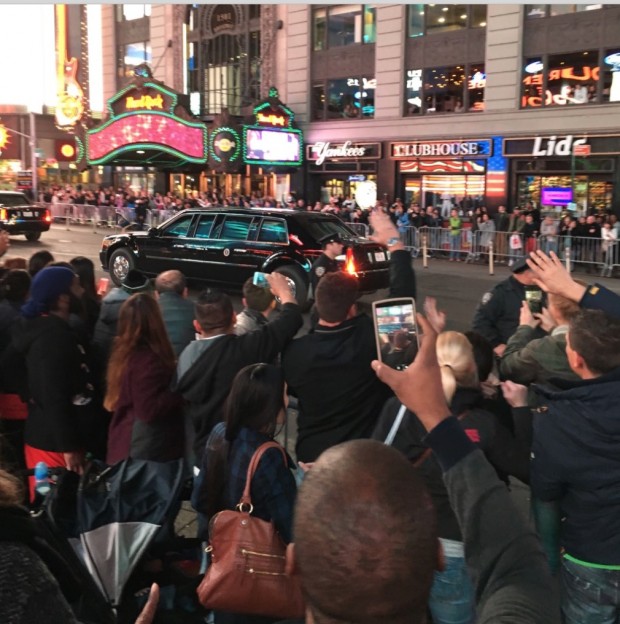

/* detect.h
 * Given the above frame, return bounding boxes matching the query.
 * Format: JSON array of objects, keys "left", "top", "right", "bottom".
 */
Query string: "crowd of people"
[{"left": 0, "top": 206, "right": 620, "bottom": 624}]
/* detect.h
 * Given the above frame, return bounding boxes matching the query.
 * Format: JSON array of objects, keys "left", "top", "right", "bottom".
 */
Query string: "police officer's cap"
[
  {"left": 318, "top": 232, "right": 343, "bottom": 247},
  {"left": 511, "top": 258, "right": 531, "bottom": 274}
]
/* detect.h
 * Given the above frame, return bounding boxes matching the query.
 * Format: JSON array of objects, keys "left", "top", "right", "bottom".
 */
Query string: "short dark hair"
[
  {"left": 155, "top": 270, "right": 186, "bottom": 295},
  {"left": 194, "top": 288, "right": 234, "bottom": 332},
  {"left": 315, "top": 272, "right": 359, "bottom": 323},
  {"left": 28, "top": 250, "right": 54, "bottom": 277},
  {"left": 568, "top": 310, "right": 620, "bottom": 375},
  {"left": 295, "top": 440, "right": 437, "bottom": 624},
  {"left": 0, "top": 269, "right": 30, "bottom": 303},
  {"left": 242, "top": 278, "right": 274, "bottom": 312}
]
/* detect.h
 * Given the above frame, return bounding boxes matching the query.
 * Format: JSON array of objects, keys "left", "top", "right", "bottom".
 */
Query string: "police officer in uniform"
[
  {"left": 472, "top": 258, "right": 545, "bottom": 357},
  {"left": 310, "top": 233, "right": 345, "bottom": 296}
]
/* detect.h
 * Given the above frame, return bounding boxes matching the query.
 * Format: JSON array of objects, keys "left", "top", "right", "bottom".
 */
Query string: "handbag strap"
[
  {"left": 384, "top": 404, "right": 408, "bottom": 446},
  {"left": 238, "top": 441, "right": 287, "bottom": 511}
]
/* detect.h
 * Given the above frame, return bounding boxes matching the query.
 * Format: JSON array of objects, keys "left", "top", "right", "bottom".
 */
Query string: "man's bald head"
[
  {"left": 155, "top": 270, "right": 186, "bottom": 295},
  {"left": 294, "top": 440, "right": 437, "bottom": 624}
]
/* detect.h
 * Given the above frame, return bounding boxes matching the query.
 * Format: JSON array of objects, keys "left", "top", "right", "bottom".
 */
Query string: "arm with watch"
[{"left": 369, "top": 212, "right": 417, "bottom": 300}]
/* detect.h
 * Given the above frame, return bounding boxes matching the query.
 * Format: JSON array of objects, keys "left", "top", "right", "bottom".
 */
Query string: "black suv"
[
  {"left": 99, "top": 208, "right": 390, "bottom": 305},
  {"left": 0, "top": 191, "right": 51, "bottom": 241}
]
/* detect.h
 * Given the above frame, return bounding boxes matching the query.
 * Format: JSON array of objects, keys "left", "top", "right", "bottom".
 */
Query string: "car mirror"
[{"left": 147, "top": 227, "right": 159, "bottom": 237}]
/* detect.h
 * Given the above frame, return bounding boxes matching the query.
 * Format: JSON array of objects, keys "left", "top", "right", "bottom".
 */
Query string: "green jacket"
[
  {"left": 449, "top": 217, "right": 462, "bottom": 234},
  {"left": 500, "top": 325, "right": 578, "bottom": 386}
]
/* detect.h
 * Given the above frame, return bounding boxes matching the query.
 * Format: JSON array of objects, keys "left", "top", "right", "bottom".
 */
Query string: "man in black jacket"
[
  {"left": 174, "top": 273, "right": 302, "bottom": 465},
  {"left": 282, "top": 212, "right": 416, "bottom": 462}
]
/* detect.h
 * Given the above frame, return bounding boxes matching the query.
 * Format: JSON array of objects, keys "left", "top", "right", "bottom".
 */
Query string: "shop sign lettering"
[
  {"left": 256, "top": 113, "right": 286, "bottom": 127},
  {"left": 309, "top": 141, "right": 368, "bottom": 165},
  {"left": 531, "top": 135, "right": 588, "bottom": 157},
  {"left": 126, "top": 94, "right": 164, "bottom": 111},
  {"left": 391, "top": 140, "right": 489, "bottom": 159}
]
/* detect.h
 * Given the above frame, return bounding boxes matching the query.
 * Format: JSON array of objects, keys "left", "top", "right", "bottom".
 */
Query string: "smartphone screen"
[
  {"left": 372, "top": 297, "right": 418, "bottom": 370},
  {"left": 97, "top": 277, "right": 109, "bottom": 296},
  {"left": 252, "top": 271, "right": 269, "bottom": 288},
  {"left": 525, "top": 288, "right": 543, "bottom": 314}
]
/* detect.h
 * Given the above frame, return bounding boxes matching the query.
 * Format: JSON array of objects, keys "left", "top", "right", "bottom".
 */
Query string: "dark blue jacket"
[
  {"left": 580, "top": 283, "right": 620, "bottom": 319},
  {"left": 530, "top": 367, "right": 620, "bottom": 565}
]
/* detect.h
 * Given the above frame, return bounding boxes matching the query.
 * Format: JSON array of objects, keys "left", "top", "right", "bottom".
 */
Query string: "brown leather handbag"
[{"left": 196, "top": 441, "right": 305, "bottom": 619}]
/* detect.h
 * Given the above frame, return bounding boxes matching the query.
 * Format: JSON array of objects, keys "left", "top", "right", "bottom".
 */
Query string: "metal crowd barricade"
[
  {"left": 401, "top": 226, "right": 419, "bottom": 257},
  {"left": 347, "top": 222, "right": 370, "bottom": 238},
  {"left": 554, "top": 235, "right": 608, "bottom": 275}
]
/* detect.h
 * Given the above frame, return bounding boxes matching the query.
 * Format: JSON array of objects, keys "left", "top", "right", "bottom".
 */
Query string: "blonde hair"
[{"left": 436, "top": 331, "right": 479, "bottom": 404}]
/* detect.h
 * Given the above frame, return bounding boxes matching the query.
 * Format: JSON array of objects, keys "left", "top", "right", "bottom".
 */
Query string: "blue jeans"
[
  {"left": 428, "top": 540, "right": 476, "bottom": 624},
  {"left": 450, "top": 233, "right": 461, "bottom": 260},
  {"left": 561, "top": 557, "right": 620, "bottom": 624}
]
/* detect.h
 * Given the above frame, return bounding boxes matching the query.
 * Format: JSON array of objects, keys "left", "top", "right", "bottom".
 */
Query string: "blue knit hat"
[{"left": 21, "top": 266, "right": 75, "bottom": 319}]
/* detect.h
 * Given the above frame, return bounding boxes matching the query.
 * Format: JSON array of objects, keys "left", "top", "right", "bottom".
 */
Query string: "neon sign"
[
  {"left": 0, "top": 123, "right": 9, "bottom": 153},
  {"left": 87, "top": 113, "right": 207, "bottom": 164},
  {"left": 256, "top": 113, "right": 286, "bottom": 127},
  {"left": 209, "top": 127, "right": 241, "bottom": 163},
  {"left": 126, "top": 94, "right": 164, "bottom": 111}
]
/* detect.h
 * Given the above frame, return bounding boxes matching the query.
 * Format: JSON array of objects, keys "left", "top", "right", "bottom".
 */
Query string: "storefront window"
[
  {"left": 426, "top": 5, "right": 469, "bottom": 33},
  {"left": 313, "top": 8, "right": 326, "bottom": 51},
  {"left": 322, "top": 77, "right": 375, "bottom": 120},
  {"left": 118, "top": 42, "right": 152, "bottom": 79},
  {"left": 313, "top": 5, "right": 375, "bottom": 50},
  {"left": 547, "top": 51, "right": 598, "bottom": 106},
  {"left": 471, "top": 5, "right": 487, "bottom": 27},
  {"left": 363, "top": 6, "right": 376, "bottom": 43},
  {"left": 118, "top": 4, "right": 151, "bottom": 21},
  {"left": 404, "top": 69, "right": 423, "bottom": 115},
  {"left": 312, "top": 84, "right": 326, "bottom": 120},
  {"left": 424, "top": 66, "right": 466, "bottom": 113},
  {"left": 407, "top": 4, "right": 425, "bottom": 37},
  {"left": 468, "top": 64, "right": 486, "bottom": 111},
  {"left": 603, "top": 50, "right": 620, "bottom": 103},
  {"left": 521, "top": 57, "right": 545, "bottom": 108},
  {"left": 525, "top": 4, "right": 547, "bottom": 18}
]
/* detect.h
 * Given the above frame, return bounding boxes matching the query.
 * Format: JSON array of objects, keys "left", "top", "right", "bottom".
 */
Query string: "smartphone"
[
  {"left": 525, "top": 288, "right": 543, "bottom": 315},
  {"left": 252, "top": 271, "right": 269, "bottom": 288},
  {"left": 372, "top": 297, "right": 418, "bottom": 370},
  {"left": 97, "top": 277, "right": 110, "bottom": 296}
]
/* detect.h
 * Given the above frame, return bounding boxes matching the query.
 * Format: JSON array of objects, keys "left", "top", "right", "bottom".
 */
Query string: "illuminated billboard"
[{"left": 244, "top": 128, "right": 302, "bottom": 166}]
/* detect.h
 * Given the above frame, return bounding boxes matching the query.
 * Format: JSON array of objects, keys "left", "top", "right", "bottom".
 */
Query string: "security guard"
[
  {"left": 472, "top": 258, "right": 545, "bottom": 357},
  {"left": 310, "top": 233, "right": 345, "bottom": 295}
]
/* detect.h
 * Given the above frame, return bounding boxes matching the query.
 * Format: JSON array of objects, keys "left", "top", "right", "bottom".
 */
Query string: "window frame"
[
  {"left": 257, "top": 218, "right": 289, "bottom": 245},
  {"left": 403, "top": 63, "right": 486, "bottom": 117},
  {"left": 406, "top": 4, "right": 487, "bottom": 37},
  {"left": 161, "top": 214, "right": 195, "bottom": 238},
  {"left": 313, "top": 75, "right": 377, "bottom": 121},
  {"left": 525, "top": 4, "right": 607, "bottom": 18},
  {"left": 313, "top": 5, "right": 376, "bottom": 51}
]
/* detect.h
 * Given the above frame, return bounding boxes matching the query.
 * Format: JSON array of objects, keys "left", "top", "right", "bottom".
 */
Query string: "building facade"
[{"left": 283, "top": 3, "right": 620, "bottom": 214}]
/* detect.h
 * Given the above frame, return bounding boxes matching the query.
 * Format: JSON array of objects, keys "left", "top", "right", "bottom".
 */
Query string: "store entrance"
[
  {"left": 403, "top": 174, "right": 486, "bottom": 217},
  {"left": 319, "top": 175, "right": 377, "bottom": 204}
]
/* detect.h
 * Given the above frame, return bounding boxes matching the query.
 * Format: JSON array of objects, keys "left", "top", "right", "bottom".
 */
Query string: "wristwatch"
[{"left": 387, "top": 236, "right": 400, "bottom": 249}]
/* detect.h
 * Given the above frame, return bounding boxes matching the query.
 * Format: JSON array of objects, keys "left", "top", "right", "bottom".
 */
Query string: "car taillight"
[
  {"left": 345, "top": 248, "right": 357, "bottom": 275},
  {"left": 0, "top": 208, "right": 6, "bottom": 221},
  {"left": 44, "top": 209, "right": 51, "bottom": 223}
]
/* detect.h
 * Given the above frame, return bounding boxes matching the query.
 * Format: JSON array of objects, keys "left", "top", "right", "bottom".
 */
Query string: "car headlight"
[{"left": 101, "top": 239, "right": 111, "bottom": 250}]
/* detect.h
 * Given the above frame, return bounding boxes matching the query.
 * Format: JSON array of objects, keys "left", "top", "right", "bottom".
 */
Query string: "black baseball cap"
[
  {"left": 318, "top": 233, "right": 343, "bottom": 247},
  {"left": 511, "top": 258, "right": 531, "bottom": 274}
]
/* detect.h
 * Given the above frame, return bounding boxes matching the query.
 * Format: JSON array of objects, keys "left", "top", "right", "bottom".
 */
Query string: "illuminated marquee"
[
  {"left": 0, "top": 123, "right": 9, "bottom": 152},
  {"left": 87, "top": 113, "right": 207, "bottom": 164},
  {"left": 126, "top": 94, "right": 164, "bottom": 111},
  {"left": 243, "top": 87, "right": 303, "bottom": 167}
]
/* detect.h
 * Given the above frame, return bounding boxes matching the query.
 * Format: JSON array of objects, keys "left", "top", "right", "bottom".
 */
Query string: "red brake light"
[
  {"left": 44, "top": 209, "right": 52, "bottom": 223},
  {"left": 345, "top": 247, "right": 357, "bottom": 275}
]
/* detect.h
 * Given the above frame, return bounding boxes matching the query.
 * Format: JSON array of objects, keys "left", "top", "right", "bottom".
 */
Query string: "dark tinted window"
[
  {"left": 218, "top": 216, "right": 254, "bottom": 240},
  {"left": 162, "top": 215, "right": 194, "bottom": 238},
  {"left": 195, "top": 214, "right": 216, "bottom": 239},
  {"left": 304, "top": 218, "right": 357, "bottom": 242},
  {"left": 258, "top": 219, "right": 288, "bottom": 243},
  {"left": 0, "top": 194, "right": 29, "bottom": 207}
]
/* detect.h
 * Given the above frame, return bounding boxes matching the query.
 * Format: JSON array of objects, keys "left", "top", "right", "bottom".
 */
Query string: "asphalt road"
[{"left": 11, "top": 223, "right": 620, "bottom": 331}]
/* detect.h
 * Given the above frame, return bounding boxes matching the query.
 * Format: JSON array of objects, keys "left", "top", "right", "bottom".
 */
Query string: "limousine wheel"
[
  {"left": 274, "top": 265, "right": 307, "bottom": 308},
  {"left": 25, "top": 232, "right": 41, "bottom": 242},
  {"left": 109, "top": 249, "right": 135, "bottom": 286}
]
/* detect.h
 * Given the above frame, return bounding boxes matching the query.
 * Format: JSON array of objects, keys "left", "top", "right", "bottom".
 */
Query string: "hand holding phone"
[
  {"left": 525, "top": 288, "right": 543, "bottom": 314},
  {"left": 372, "top": 297, "right": 419, "bottom": 371}
]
